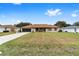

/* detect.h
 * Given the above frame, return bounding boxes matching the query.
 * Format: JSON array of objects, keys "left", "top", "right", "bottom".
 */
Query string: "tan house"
[
  {"left": 0, "top": 25, "right": 16, "bottom": 32},
  {"left": 22, "top": 24, "right": 58, "bottom": 32}
]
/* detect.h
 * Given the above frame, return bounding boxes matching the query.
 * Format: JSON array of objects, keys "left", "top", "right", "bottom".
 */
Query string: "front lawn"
[
  {"left": 0, "top": 32, "right": 79, "bottom": 56},
  {"left": 0, "top": 32, "right": 15, "bottom": 36}
]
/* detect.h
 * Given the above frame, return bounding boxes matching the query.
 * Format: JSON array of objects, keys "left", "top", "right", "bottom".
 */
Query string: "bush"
[
  {"left": 58, "top": 30, "right": 62, "bottom": 32},
  {"left": 65, "top": 31, "right": 68, "bottom": 32},
  {"left": 3, "top": 30, "right": 9, "bottom": 32}
]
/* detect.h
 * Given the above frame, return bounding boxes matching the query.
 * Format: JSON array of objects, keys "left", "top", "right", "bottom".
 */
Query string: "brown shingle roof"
[{"left": 22, "top": 24, "right": 58, "bottom": 29}]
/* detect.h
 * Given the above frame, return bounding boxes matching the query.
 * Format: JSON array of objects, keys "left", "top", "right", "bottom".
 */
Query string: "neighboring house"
[
  {"left": 22, "top": 24, "right": 58, "bottom": 32},
  {"left": 0, "top": 25, "right": 16, "bottom": 32},
  {"left": 61, "top": 26, "right": 79, "bottom": 33}
]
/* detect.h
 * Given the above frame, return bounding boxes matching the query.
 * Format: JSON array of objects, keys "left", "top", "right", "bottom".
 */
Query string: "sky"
[{"left": 0, "top": 3, "right": 79, "bottom": 25}]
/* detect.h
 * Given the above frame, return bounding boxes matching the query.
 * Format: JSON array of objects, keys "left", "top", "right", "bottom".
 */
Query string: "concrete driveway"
[{"left": 0, "top": 32, "right": 30, "bottom": 45}]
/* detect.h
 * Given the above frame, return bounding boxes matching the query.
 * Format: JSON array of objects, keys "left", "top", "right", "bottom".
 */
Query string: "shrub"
[
  {"left": 58, "top": 30, "right": 62, "bottom": 32},
  {"left": 65, "top": 31, "right": 68, "bottom": 32},
  {"left": 3, "top": 30, "right": 9, "bottom": 32}
]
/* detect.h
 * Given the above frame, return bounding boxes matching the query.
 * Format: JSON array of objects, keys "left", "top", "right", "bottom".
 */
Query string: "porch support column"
[
  {"left": 31, "top": 28, "right": 36, "bottom": 32},
  {"left": 33, "top": 28, "right": 36, "bottom": 32},
  {"left": 46, "top": 29, "right": 48, "bottom": 32},
  {"left": 31, "top": 28, "right": 33, "bottom": 32},
  {"left": 21, "top": 28, "right": 23, "bottom": 32}
]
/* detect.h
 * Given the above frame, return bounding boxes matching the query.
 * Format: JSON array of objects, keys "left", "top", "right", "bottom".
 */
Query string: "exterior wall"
[
  {"left": 16, "top": 28, "right": 20, "bottom": 32},
  {"left": 46, "top": 29, "right": 48, "bottom": 32},
  {"left": 46, "top": 28, "right": 57, "bottom": 32},
  {"left": 52, "top": 29, "right": 55, "bottom": 31},
  {"left": 57, "top": 28, "right": 61, "bottom": 32},
  {"left": 61, "top": 28, "right": 79, "bottom": 32},
  {"left": 62, "top": 29, "right": 75, "bottom": 32},
  {"left": 31, "top": 28, "right": 36, "bottom": 32},
  {"left": 7, "top": 28, "right": 11, "bottom": 32},
  {"left": 76, "top": 29, "right": 79, "bottom": 33},
  {"left": 0, "top": 28, "right": 5, "bottom": 32},
  {"left": 0, "top": 28, "right": 12, "bottom": 32}
]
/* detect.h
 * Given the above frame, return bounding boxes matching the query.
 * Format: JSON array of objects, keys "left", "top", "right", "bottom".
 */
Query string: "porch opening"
[
  {"left": 22, "top": 29, "right": 31, "bottom": 32},
  {"left": 35, "top": 28, "right": 46, "bottom": 32}
]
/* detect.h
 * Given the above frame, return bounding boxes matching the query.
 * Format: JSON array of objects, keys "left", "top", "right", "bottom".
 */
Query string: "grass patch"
[
  {"left": 0, "top": 32, "right": 15, "bottom": 36},
  {"left": 0, "top": 32, "right": 79, "bottom": 56}
]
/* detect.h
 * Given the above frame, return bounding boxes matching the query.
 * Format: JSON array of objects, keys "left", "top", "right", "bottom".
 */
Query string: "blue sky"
[{"left": 0, "top": 3, "right": 79, "bottom": 25}]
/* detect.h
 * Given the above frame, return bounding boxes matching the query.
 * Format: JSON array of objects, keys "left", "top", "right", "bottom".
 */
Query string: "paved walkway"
[{"left": 0, "top": 32, "right": 30, "bottom": 45}]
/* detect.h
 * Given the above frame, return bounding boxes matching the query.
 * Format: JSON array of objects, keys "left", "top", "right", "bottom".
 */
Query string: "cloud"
[
  {"left": 71, "top": 14, "right": 78, "bottom": 17},
  {"left": 71, "top": 10, "right": 79, "bottom": 17},
  {"left": 45, "top": 9, "right": 62, "bottom": 17},
  {"left": 16, "top": 20, "right": 21, "bottom": 23},
  {"left": 12, "top": 3, "right": 22, "bottom": 5}
]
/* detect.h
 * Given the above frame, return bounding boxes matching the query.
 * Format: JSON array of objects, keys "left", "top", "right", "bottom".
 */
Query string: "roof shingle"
[{"left": 22, "top": 24, "right": 58, "bottom": 29}]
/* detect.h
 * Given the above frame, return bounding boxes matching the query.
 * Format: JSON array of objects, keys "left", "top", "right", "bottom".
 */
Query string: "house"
[
  {"left": 61, "top": 26, "right": 79, "bottom": 33},
  {"left": 0, "top": 25, "right": 16, "bottom": 32},
  {"left": 22, "top": 24, "right": 58, "bottom": 32}
]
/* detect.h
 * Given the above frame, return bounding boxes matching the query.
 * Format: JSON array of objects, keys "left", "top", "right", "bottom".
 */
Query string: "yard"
[
  {"left": 0, "top": 32, "right": 15, "bottom": 36},
  {"left": 0, "top": 32, "right": 79, "bottom": 56}
]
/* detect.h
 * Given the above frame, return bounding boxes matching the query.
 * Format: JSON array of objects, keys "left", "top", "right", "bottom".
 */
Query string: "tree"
[
  {"left": 54, "top": 21, "right": 71, "bottom": 28},
  {"left": 73, "top": 22, "right": 79, "bottom": 26},
  {"left": 66, "top": 24, "right": 71, "bottom": 26},
  {"left": 15, "top": 22, "right": 32, "bottom": 32},
  {"left": 15, "top": 22, "right": 32, "bottom": 27}
]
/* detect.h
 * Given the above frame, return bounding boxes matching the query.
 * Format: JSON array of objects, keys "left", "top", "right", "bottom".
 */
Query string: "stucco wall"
[
  {"left": 46, "top": 28, "right": 57, "bottom": 32},
  {"left": 62, "top": 29, "right": 75, "bottom": 32},
  {"left": 76, "top": 29, "right": 79, "bottom": 33},
  {"left": 0, "top": 28, "right": 5, "bottom": 32},
  {"left": 62, "top": 28, "right": 79, "bottom": 33},
  {"left": 0, "top": 28, "right": 12, "bottom": 32}
]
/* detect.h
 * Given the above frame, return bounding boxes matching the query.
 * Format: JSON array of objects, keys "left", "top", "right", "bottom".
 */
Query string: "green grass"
[
  {"left": 0, "top": 32, "right": 15, "bottom": 36},
  {"left": 0, "top": 32, "right": 79, "bottom": 56}
]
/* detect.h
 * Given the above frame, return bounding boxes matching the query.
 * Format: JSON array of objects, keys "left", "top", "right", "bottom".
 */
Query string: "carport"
[{"left": 22, "top": 29, "right": 31, "bottom": 32}]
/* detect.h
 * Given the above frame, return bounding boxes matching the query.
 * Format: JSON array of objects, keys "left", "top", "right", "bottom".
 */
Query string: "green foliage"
[
  {"left": 54, "top": 21, "right": 71, "bottom": 28},
  {"left": 15, "top": 22, "right": 32, "bottom": 27},
  {"left": 73, "top": 22, "right": 79, "bottom": 26}
]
